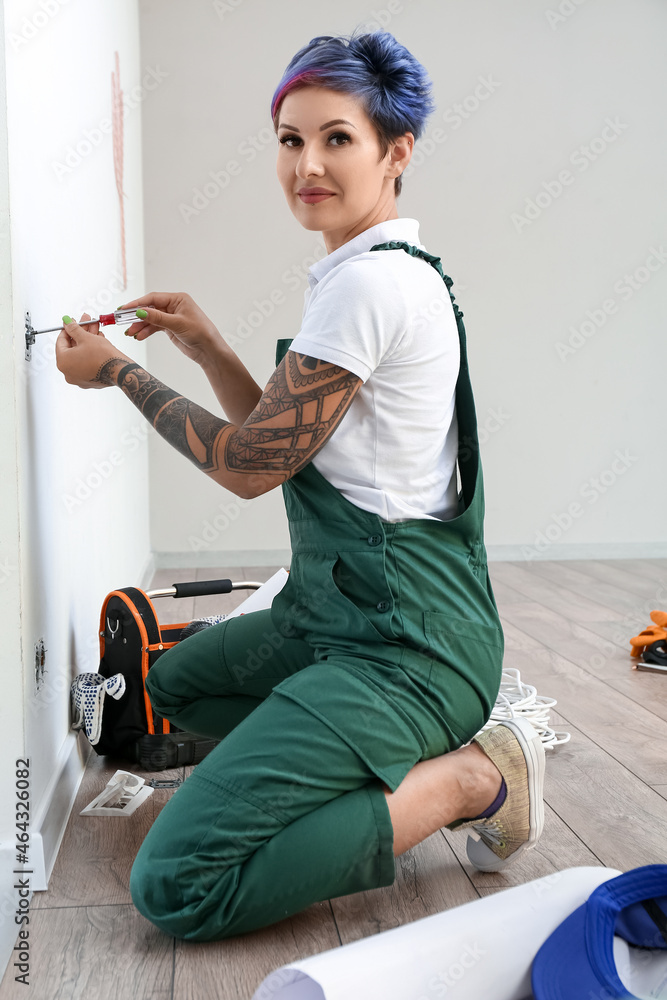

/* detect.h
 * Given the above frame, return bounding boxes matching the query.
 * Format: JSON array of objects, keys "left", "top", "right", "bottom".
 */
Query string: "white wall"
[
  {"left": 0, "top": 0, "right": 26, "bottom": 977},
  {"left": 140, "top": 0, "right": 667, "bottom": 564},
  {"left": 1, "top": 0, "right": 150, "bottom": 976}
]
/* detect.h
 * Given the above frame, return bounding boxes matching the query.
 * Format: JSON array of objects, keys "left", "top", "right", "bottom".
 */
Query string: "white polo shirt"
[{"left": 289, "top": 217, "right": 461, "bottom": 522}]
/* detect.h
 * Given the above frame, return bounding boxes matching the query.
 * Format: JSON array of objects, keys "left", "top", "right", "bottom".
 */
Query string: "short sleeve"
[{"left": 287, "top": 257, "right": 408, "bottom": 383}]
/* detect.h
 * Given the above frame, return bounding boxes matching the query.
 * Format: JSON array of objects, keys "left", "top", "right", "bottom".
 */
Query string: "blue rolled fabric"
[{"left": 531, "top": 864, "right": 667, "bottom": 999}]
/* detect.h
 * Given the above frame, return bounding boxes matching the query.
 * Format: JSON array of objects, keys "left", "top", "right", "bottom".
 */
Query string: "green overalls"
[{"left": 130, "top": 243, "right": 504, "bottom": 941}]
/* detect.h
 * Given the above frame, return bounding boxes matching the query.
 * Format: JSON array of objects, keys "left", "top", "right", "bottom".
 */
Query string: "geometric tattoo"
[
  {"left": 226, "top": 351, "right": 362, "bottom": 474},
  {"left": 91, "top": 357, "right": 133, "bottom": 386},
  {"left": 106, "top": 350, "right": 362, "bottom": 496}
]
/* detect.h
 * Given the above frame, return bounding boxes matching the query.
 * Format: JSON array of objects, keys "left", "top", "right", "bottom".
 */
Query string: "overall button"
[
  {"left": 376, "top": 600, "right": 391, "bottom": 613},
  {"left": 367, "top": 534, "right": 382, "bottom": 546}
]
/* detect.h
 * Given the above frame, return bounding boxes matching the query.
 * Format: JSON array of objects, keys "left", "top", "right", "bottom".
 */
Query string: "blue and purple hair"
[{"left": 270, "top": 29, "right": 436, "bottom": 196}]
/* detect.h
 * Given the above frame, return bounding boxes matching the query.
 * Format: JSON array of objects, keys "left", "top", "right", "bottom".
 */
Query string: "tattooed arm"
[{"left": 94, "top": 351, "right": 362, "bottom": 499}]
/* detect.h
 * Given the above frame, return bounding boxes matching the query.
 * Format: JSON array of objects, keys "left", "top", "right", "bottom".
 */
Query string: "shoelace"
[
  {"left": 472, "top": 816, "right": 507, "bottom": 847},
  {"left": 477, "top": 668, "right": 571, "bottom": 750}
]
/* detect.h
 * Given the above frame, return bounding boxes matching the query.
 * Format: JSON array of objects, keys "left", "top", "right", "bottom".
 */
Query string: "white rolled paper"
[{"left": 251, "top": 867, "right": 622, "bottom": 1000}]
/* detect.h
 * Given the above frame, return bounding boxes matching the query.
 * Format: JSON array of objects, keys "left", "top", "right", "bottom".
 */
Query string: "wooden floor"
[{"left": 3, "top": 558, "right": 667, "bottom": 999}]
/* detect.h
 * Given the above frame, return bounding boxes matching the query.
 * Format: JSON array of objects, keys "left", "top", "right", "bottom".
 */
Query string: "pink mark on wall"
[{"left": 111, "top": 51, "right": 127, "bottom": 290}]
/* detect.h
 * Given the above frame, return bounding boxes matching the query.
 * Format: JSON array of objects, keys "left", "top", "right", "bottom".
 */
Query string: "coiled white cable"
[{"left": 478, "top": 667, "right": 571, "bottom": 750}]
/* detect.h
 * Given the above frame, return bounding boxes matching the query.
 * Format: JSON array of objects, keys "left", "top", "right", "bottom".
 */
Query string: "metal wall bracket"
[{"left": 25, "top": 311, "right": 35, "bottom": 362}]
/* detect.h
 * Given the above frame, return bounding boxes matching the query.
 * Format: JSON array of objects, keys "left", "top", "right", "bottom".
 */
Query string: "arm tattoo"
[
  {"left": 116, "top": 365, "right": 232, "bottom": 473},
  {"left": 225, "top": 351, "right": 362, "bottom": 474},
  {"left": 91, "top": 357, "right": 132, "bottom": 386},
  {"left": 112, "top": 351, "right": 362, "bottom": 492}
]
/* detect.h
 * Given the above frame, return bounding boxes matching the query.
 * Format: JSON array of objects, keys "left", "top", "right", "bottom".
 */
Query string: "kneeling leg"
[{"left": 130, "top": 688, "right": 395, "bottom": 940}]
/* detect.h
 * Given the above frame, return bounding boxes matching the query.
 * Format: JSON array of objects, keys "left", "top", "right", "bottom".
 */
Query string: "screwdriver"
[{"left": 29, "top": 308, "right": 142, "bottom": 337}]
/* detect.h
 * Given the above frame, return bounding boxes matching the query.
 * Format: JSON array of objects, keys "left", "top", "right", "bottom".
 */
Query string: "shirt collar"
[{"left": 307, "top": 218, "right": 422, "bottom": 287}]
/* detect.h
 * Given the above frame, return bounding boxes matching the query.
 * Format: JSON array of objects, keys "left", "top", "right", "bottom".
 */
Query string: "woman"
[{"left": 56, "top": 29, "right": 545, "bottom": 941}]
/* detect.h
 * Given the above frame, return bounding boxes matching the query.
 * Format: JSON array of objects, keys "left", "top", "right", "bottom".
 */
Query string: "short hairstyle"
[{"left": 271, "top": 29, "right": 436, "bottom": 197}]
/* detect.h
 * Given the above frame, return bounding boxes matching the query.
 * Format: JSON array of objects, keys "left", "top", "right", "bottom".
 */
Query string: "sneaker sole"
[{"left": 466, "top": 717, "right": 546, "bottom": 873}]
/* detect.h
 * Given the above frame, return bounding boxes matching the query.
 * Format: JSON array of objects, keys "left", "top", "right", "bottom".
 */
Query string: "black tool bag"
[{"left": 94, "top": 578, "right": 260, "bottom": 770}]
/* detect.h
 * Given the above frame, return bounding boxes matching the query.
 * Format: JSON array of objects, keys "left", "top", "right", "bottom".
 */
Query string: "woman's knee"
[
  {"left": 130, "top": 833, "right": 239, "bottom": 941},
  {"left": 144, "top": 622, "right": 225, "bottom": 714}
]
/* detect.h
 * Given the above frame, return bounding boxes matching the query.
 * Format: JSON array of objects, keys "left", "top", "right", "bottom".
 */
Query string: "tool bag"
[{"left": 80, "top": 577, "right": 260, "bottom": 770}]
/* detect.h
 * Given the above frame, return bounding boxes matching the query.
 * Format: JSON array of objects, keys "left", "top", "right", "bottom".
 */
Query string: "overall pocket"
[
  {"left": 421, "top": 612, "right": 504, "bottom": 735},
  {"left": 423, "top": 612, "right": 503, "bottom": 649},
  {"left": 273, "top": 552, "right": 389, "bottom": 645},
  {"left": 329, "top": 554, "right": 389, "bottom": 643},
  {"left": 422, "top": 611, "right": 504, "bottom": 679}
]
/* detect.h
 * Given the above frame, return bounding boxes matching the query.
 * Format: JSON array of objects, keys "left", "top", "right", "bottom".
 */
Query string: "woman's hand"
[
  {"left": 118, "top": 291, "right": 222, "bottom": 365},
  {"left": 55, "top": 313, "right": 132, "bottom": 389}
]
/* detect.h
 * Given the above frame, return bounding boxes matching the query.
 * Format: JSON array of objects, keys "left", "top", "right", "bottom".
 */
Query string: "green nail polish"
[
  {"left": 62, "top": 315, "right": 72, "bottom": 325},
  {"left": 136, "top": 308, "right": 147, "bottom": 320}
]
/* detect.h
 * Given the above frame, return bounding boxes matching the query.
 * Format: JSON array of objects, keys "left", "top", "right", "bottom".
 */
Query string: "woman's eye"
[{"left": 278, "top": 132, "right": 351, "bottom": 147}]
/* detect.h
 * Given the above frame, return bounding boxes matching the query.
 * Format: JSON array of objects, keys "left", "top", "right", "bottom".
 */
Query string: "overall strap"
[
  {"left": 369, "top": 240, "right": 469, "bottom": 376},
  {"left": 369, "top": 240, "right": 480, "bottom": 513}
]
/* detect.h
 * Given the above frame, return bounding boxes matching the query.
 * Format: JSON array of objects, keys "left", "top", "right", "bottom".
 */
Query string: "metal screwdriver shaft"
[{"left": 24, "top": 308, "right": 141, "bottom": 359}]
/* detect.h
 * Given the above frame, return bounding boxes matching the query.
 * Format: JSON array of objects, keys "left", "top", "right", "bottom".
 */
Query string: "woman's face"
[{"left": 275, "top": 85, "right": 412, "bottom": 252}]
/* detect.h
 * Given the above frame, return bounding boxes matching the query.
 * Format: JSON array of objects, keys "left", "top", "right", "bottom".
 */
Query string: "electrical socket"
[{"left": 34, "top": 638, "right": 46, "bottom": 691}]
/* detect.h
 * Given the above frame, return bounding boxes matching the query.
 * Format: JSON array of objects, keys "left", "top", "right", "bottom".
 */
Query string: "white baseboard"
[
  {"left": 139, "top": 549, "right": 157, "bottom": 589},
  {"left": 30, "top": 732, "right": 90, "bottom": 892},
  {"left": 0, "top": 735, "right": 88, "bottom": 983},
  {"left": 153, "top": 549, "right": 292, "bottom": 569},
  {"left": 486, "top": 542, "right": 667, "bottom": 561},
  {"left": 152, "top": 543, "right": 667, "bottom": 570},
  {"left": 0, "top": 841, "right": 28, "bottom": 987}
]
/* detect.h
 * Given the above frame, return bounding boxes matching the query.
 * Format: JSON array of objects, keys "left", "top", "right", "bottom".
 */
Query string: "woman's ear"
[{"left": 389, "top": 133, "right": 414, "bottom": 178}]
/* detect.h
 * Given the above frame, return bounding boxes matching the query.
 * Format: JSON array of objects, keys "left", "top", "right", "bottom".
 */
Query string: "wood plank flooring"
[{"left": 2, "top": 559, "right": 666, "bottom": 999}]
